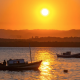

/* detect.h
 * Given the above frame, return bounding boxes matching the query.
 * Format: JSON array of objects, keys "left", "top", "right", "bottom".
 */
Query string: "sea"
[{"left": 0, "top": 47, "right": 80, "bottom": 80}]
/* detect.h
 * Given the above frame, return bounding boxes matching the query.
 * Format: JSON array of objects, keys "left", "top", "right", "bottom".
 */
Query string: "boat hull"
[
  {"left": 0, "top": 61, "right": 42, "bottom": 71},
  {"left": 57, "top": 54, "right": 80, "bottom": 58}
]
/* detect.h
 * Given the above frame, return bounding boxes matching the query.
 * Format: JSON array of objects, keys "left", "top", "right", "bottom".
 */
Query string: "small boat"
[
  {"left": 57, "top": 51, "right": 80, "bottom": 58},
  {"left": 0, "top": 59, "right": 42, "bottom": 70}
]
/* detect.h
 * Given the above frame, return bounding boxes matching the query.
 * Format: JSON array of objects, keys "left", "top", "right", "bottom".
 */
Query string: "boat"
[
  {"left": 0, "top": 59, "right": 42, "bottom": 70},
  {"left": 0, "top": 45, "right": 42, "bottom": 71},
  {"left": 57, "top": 51, "right": 80, "bottom": 58}
]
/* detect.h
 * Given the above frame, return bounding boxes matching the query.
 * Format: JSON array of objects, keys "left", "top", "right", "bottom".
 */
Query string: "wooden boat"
[
  {"left": 0, "top": 45, "right": 42, "bottom": 70},
  {"left": 0, "top": 59, "right": 42, "bottom": 70},
  {"left": 57, "top": 51, "right": 80, "bottom": 58}
]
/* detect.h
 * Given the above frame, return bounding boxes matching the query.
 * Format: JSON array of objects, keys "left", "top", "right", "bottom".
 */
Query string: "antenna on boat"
[{"left": 29, "top": 43, "right": 32, "bottom": 63}]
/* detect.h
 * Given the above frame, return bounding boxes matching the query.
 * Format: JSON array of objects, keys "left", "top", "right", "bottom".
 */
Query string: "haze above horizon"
[
  {"left": 0, "top": 0, "right": 80, "bottom": 30},
  {"left": 0, "top": 29, "right": 80, "bottom": 39}
]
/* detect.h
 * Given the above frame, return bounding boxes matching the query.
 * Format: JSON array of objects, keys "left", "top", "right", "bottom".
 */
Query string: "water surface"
[{"left": 0, "top": 47, "right": 80, "bottom": 80}]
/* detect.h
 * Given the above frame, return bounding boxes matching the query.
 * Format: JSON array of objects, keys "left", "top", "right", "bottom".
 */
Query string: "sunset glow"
[{"left": 0, "top": 0, "right": 80, "bottom": 30}]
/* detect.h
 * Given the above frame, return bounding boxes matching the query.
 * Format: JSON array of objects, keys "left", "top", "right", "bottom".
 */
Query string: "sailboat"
[{"left": 0, "top": 46, "right": 42, "bottom": 70}]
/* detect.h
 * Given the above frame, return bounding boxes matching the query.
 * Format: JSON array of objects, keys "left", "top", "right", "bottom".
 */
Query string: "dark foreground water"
[{"left": 0, "top": 47, "right": 80, "bottom": 80}]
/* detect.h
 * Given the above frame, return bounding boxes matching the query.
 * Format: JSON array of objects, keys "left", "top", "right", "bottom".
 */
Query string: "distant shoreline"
[{"left": 0, "top": 42, "right": 80, "bottom": 47}]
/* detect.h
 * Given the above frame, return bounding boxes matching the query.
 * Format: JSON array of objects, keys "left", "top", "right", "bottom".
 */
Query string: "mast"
[{"left": 29, "top": 44, "right": 32, "bottom": 63}]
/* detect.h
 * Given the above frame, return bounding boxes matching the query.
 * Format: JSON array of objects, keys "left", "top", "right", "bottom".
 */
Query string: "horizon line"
[{"left": 0, "top": 29, "right": 80, "bottom": 31}]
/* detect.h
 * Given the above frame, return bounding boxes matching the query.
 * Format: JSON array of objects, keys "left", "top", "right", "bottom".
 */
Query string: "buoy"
[{"left": 63, "top": 70, "right": 68, "bottom": 73}]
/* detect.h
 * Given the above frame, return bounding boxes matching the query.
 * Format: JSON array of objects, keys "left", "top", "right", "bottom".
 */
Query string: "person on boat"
[
  {"left": 18, "top": 61, "right": 19, "bottom": 63},
  {"left": 3, "top": 60, "right": 6, "bottom": 66}
]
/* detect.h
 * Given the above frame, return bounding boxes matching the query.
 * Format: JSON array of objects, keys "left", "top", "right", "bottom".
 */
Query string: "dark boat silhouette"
[
  {"left": 0, "top": 59, "right": 42, "bottom": 70},
  {"left": 57, "top": 51, "right": 80, "bottom": 58},
  {"left": 0, "top": 46, "right": 42, "bottom": 71}
]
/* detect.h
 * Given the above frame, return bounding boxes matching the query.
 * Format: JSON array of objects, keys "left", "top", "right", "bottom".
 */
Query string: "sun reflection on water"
[
  {"left": 39, "top": 61, "right": 52, "bottom": 80},
  {"left": 34, "top": 50, "right": 56, "bottom": 80},
  {"left": 40, "top": 61, "right": 50, "bottom": 72}
]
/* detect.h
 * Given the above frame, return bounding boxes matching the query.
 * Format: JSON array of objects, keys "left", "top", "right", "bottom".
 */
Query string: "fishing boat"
[
  {"left": 0, "top": 46, "right": 42, "bottom": 70},
  {"left": 57, "top": 51, "right": 80, "bottom": 58},
  {"left": 0, "top": 59, "right": 42, "bottom": 70}
]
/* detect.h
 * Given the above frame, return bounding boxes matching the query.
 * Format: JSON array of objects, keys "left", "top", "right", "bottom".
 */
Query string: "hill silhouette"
[{"left": 0, "top": 29, "right": 80, "bottom": 39}]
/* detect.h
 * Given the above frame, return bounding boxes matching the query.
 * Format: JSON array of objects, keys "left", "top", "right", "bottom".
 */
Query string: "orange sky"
[{"left": 0, "top": 0, "right": 80, "bottom": 30}]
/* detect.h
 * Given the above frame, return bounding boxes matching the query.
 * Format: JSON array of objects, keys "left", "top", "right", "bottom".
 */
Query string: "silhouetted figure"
[
  {"left": 18, "top": 61, "right": 19, "bottom": 63},
  {"left": 3, "top": 60, "right": 6, "bottom": 66}
]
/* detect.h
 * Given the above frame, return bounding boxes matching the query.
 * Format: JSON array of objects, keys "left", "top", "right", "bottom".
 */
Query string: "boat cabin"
[
  {"left": 7, "top": 59, "right": 25, "bottom": 66},
  {"left": 63, "top": 51, "right": 71, "bottom": 55}
]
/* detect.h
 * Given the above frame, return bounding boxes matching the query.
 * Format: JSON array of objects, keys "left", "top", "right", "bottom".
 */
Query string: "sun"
[{"left": 41, "top": 9, "right": 49, "bottom": 16}]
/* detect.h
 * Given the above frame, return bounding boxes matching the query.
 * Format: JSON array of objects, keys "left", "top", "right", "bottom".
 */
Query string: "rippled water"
[{"left": 0, "top": 47, "right": 80, "bottom": 80}]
